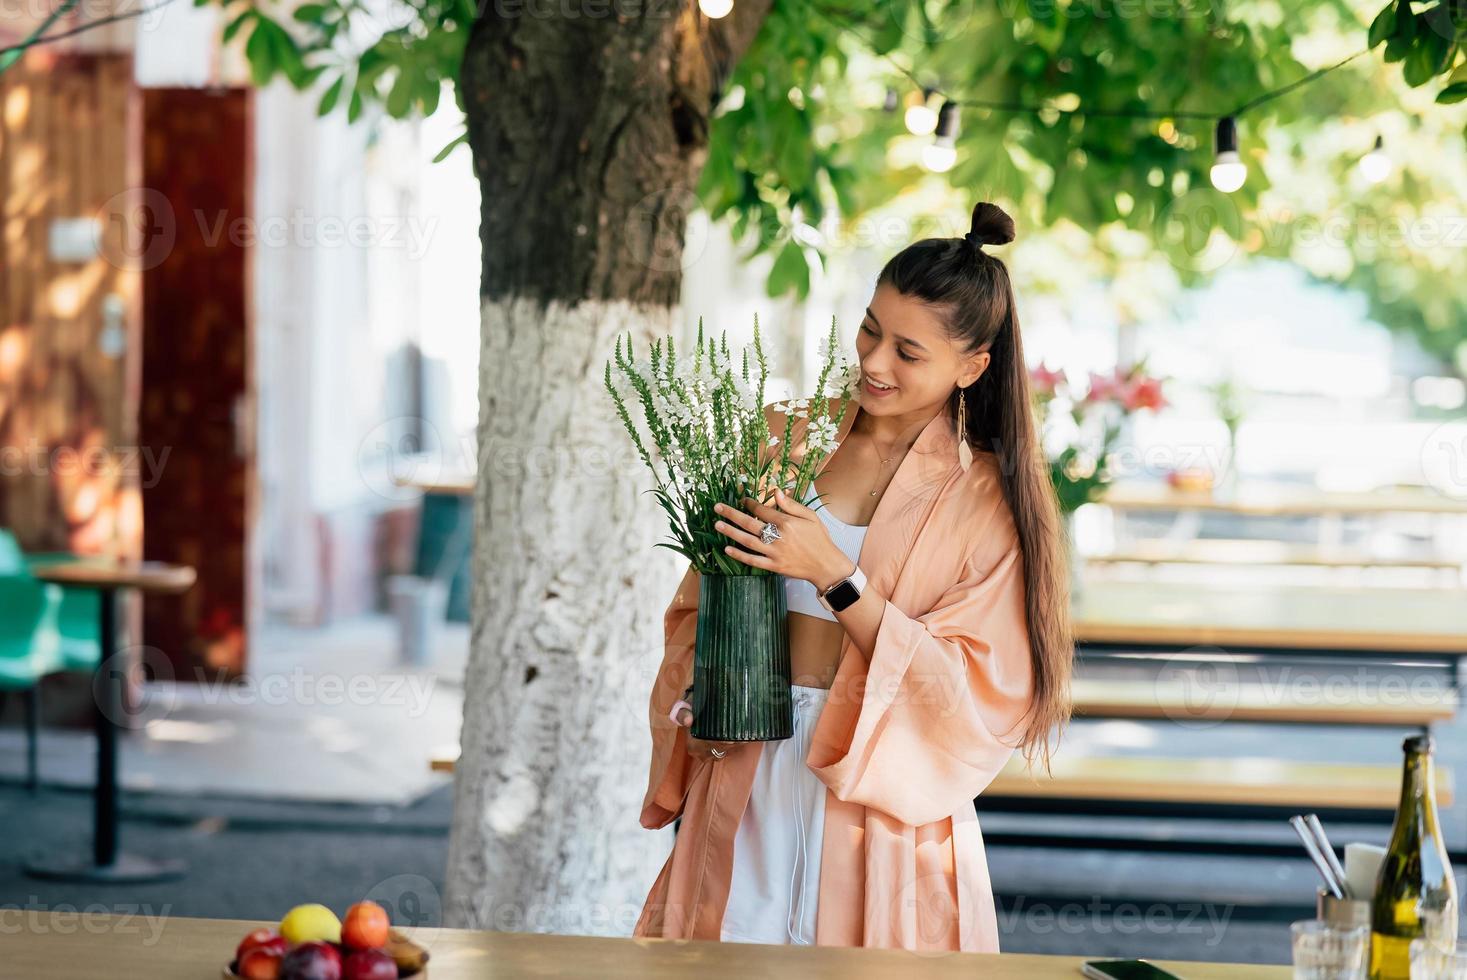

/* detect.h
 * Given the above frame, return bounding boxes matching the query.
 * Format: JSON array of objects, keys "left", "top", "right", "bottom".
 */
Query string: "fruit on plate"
[
  {"left": 383, "top": 929, "right": 430, "bottom": 974},
  {"left": 237, "top": 947, "right": 284, "bottom": 980},
  {"left": 341, "top": 948, "right": 398, "bottom": 980},
  {"left": 237, "top": 928, "right": 287, "bottom": 962},
  {"left": 280, "top": 904, "right": 343, "bottom": 945},
  {"left": 279, "top": 941, "right": 342, "bottom": 980},
  {"left": 341, "top": 901, "right": 390, "bottom": 950}
]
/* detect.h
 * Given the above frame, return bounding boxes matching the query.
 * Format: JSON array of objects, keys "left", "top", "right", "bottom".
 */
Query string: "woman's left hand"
[{"left": 714, "top": 489, "right": 851, "bottom": 591}]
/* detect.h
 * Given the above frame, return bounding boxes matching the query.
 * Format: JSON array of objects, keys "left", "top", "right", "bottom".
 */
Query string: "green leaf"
[
  {"left": 244, "top": 21, "right": 277, "bottom": 86},
  {"left": 317, "top": 74, "right": 345, "bottom": 115},
  {"left": 1395, "top": 0, "right": 1417, "bottom": 41},
  {"left": 222, "top": 9, "right": 253, "bottom": 44},
  {"left": 1404, "top": 32, "right": 1451, "bottom": 86},
  {"left": 386, "top": 66, "right": 414, "bottom": 117},
  {"left": 1438, "top": 81, "right": 1467, "bottom": 102},
  {"left": 292, "top": 3, "right": 328, "bottom": 22},
  {"left": 766, "top": 239, "right": 809, "bottom": 298},
  {"left": 420, "top": 75, "right": 441, "bottom": 116},
  {"left": 432, "top": 132, "right": 468, "bottom": 162},
  {"left": 347, "top": 86, "right": 364, "bottom": 123},
  {"left": 1368, "top": 2, "right": 1394, "bottom": 48}
]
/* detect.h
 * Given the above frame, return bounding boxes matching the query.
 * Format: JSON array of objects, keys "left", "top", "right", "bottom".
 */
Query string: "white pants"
[{"left": 719, "top": 684, "right": 830, "bottom": 946}]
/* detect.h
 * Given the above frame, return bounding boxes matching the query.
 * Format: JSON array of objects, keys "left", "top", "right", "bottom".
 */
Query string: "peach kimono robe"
[{"left": 633, "top": 399, "right": 1037, "bottom": 952}]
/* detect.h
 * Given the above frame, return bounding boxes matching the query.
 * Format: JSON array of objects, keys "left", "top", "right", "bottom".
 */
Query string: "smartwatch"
[{"left": 816, "top": 563, "right": 866, "bottom": 614}]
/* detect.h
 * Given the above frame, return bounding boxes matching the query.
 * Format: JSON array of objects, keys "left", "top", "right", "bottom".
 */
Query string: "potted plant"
[
  {"left": 604, "top": 315, "right": 857, "bottom": 741},
  {"left": 1031, "top": 359, "right": 1168, "bottom": 598}
]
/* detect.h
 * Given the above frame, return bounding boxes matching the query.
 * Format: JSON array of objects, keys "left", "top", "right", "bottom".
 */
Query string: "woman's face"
[{"left": 854, "top": 282, "right": 990, "bottom": 417}]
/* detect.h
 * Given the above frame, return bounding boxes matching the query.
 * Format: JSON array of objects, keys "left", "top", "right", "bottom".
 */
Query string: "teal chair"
[
  {"left": 0, "top": 531, "right": 101, "bottom": 672},
  {"left": 0, "top": 576, "right": 64, "bottom": 791},
  {"left": 0, "top": 530, "right": 103, "bottom": 792}
]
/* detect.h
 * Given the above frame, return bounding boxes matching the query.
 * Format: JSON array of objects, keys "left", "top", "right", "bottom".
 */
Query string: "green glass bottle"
[{"left": 1369, "top": 733, "right": 1458, "bottom": 979}]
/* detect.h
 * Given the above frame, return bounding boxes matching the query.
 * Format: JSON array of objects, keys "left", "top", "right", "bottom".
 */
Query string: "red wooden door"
[{"left": 138, "top": 88, "right": 253, "bottom": 680}]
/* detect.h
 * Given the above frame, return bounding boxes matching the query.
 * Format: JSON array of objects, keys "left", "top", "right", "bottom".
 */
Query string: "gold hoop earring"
[{"left": 957, "top": 387, "right": 973, "bottom": 472}]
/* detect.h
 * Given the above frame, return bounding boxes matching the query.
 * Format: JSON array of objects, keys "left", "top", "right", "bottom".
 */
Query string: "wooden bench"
[
  {"left": 987, "top": 753, "right": 1455, "bottom": 812},
  {"left": 431, "top": 743, "right": 1455, "bottom": 812},
  {"left": 979, "top": 751, "right": 1463, "bottom": 862},
  {"left": 1085, "top": 539, "right": 1461, "bottom": 571},
  {"left": 432, "top": 743, "right": 1463, "bottom": 858},
  {"left": 1071, "top": 676, "right": 1459, "bottom": 727}
]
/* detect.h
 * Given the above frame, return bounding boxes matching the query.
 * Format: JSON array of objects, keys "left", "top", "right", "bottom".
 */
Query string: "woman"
[{"left": 634, "top": 201, "right": 1073, "bottom": 952}]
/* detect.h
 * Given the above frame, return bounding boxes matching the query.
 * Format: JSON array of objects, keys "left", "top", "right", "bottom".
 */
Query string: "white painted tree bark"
[
  {"left": 443, "top": 0, "right": 773, "bottom": 936},
  {"left": 444, "top": 296, "right": 685, "bottom": 934}
]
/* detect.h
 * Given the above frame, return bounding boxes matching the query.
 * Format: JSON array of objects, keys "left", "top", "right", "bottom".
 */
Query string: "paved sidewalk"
[{"left": 0, "top": 615, "right": 466, "bottom": 806}]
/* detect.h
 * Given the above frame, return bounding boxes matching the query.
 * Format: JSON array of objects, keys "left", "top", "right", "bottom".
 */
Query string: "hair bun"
[{"left": 966, "top": 201, "right": 1016, "bottom": 248}]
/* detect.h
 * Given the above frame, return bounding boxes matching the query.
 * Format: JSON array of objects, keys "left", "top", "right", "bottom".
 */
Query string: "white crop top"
[{"left": 782, "top": 480, "right": 868, "bottom": 622}]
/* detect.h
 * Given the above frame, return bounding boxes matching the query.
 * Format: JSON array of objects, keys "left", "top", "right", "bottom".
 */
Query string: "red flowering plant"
[{"left": 1031, "top": 359, "right": 1168, "bottom": 515}]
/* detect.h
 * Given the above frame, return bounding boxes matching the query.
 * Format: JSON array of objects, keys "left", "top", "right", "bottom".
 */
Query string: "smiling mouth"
[{"left": 865, "top": 378, "right": 897, "bottom": 391}]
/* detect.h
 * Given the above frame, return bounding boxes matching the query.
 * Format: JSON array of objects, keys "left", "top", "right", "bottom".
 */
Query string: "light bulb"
[
  {"left": 923, "top": 100, "right": 959, "bottom": 172},
  {"left": 1210, "top": 116, "right": 1246, "bottom": 193},
  {"left": 1210, "top": 152, "right": 1247, "bottom": 192},
  {"left": 699, "top": 0, "right": 733, "bottom": 17},
  {"left": 1359, "top": 135, "right": 1391, "bottom": 184},
  {"left": 904, "top": 88, "right": 937, "bottom": 135},
  {"left": 923, "top": 142, "right": 957, "bottom": 172}
]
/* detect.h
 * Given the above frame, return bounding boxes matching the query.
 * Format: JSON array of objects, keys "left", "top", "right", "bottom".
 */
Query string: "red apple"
[
  {"left": 237, "top": 948, "right": 284, "bottom": 980},
  {"left": 237, "top": 928, "right": 287, "bottom": 962},
  {"left": 280, "top": 941, "right": 341, "bottom": 980},
  {"left": 341, "top": 901, "right": 390, "bottom": 950},
  {"left": 342, "top": 949, "right": 397, "bottom": 980}
]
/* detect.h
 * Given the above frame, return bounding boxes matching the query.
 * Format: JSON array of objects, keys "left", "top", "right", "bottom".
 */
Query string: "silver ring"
[
  {"left": 760, "top": 521, "right": 781, "bottom": 545},
  {"left": 710, "top": 748, "right": 726, "bottom": 759}
]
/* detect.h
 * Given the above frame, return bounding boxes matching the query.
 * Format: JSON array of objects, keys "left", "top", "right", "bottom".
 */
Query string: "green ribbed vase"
[{"left": 690, "top": 572, "right": 792, "bottom": 742}]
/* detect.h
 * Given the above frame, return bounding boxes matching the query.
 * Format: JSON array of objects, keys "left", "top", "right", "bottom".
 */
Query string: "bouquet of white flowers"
[
  {"left": 604, "top": 314, "right": 859, "bottom": 573},
  {"left": 604, "top": 315, "right": 858, "bottom": 740}
]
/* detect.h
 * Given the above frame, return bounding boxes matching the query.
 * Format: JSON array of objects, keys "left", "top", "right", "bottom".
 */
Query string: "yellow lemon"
[{"left": 280, "top": 903, "right": 342, "bottom": 945}]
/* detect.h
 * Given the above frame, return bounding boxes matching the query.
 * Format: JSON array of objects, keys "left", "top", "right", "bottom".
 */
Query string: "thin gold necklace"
[{"left": 868, "top": 437, "right": 905, "bottom": 496}]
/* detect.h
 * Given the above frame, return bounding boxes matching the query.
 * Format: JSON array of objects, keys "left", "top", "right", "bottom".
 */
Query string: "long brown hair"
[{"left": 876, "top": 201, "right": 1074, "bottom": 769}]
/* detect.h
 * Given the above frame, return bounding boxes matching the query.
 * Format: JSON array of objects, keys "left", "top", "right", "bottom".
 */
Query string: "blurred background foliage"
[{"left": 212, "top": 0, "right": 1467, "bottom": 375}]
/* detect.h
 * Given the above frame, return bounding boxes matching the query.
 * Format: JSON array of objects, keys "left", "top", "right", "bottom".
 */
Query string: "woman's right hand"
[{"left": 674, "top": 691, "right": 738, "bottom": 761}]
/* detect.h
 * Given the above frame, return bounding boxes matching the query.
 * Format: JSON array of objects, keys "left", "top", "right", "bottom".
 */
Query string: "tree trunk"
[{"left": 445, "top": 0, "right": 772, "bottom": 934}]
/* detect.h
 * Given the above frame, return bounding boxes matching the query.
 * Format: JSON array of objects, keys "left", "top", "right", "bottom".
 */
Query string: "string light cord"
[
  {"left": 882, "top": 44, "right": 1368, "bottom": 123},
  {"left": 1, "top": 0, "right": 184, "bottom": 69},
  {"left": 804, "top": 0, "right": 1378, "bottom": 188}
]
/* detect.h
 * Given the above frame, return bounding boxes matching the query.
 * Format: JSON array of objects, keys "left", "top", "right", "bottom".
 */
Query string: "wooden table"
[
  {"left": 8, "top": 914, "right": 1290, "bottom": 979},
  {"left": 1094, "top": 481, "right": 1467, "bottom": 572},
  {"left": 1097, "top": 481, "right": 1467, "bottom": 517},
  {"left": 1073, "top": 579, "right": 1467, "bottom": 669},
  {"left": 23, "top": 559, "right": 196, "bottom": 884}
]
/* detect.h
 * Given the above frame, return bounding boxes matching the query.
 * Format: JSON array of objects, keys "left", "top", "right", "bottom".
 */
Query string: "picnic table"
[{"left": 8, "top": 913, "right": 1290, "bottom": 979}]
